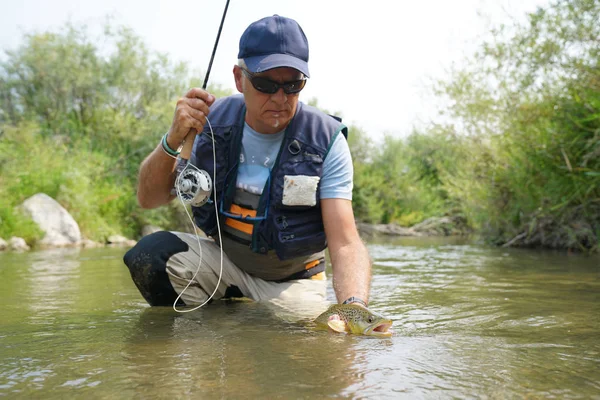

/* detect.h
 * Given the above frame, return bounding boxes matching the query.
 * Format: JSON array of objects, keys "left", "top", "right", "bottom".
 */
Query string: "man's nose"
[{"left": 270, "top": 87, "right": 288, "bottom": 103}]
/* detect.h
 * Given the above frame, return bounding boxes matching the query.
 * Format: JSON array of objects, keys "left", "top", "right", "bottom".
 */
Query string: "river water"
[{"left": 1, "top": 236, "right": 599, "bottom": 399}]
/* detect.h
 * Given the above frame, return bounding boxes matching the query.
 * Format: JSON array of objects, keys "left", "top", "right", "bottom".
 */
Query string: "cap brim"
[{"left": 244, "top": 53, "right": 310, "bottom": 78}]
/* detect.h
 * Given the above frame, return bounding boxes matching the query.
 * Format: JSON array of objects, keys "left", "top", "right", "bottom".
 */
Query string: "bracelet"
[
  {"left": 160, "top": 144, "right": 177, "bottom": 159},
  {"left": 161, "top": 133, "right": 180, "bottom": 158},
  {"left": 342, "top": 297, "right": 368, "bottom": 307}
]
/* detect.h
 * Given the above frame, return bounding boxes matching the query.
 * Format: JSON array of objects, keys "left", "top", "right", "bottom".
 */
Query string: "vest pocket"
[
  {"left": 282, "top": 175, "right": 320, "bottom": 207},
  {"left": 272, "top": 210, "right": 326, "bottom": 260},
  {"left": 275, "top": 231, "right": 326, "bottom": 260},
  {"left": 274, "top": 209, "right": 322, "bottom": 231},
  {"left": 272, "top": 149, "right": 324, "bottom": 210}
]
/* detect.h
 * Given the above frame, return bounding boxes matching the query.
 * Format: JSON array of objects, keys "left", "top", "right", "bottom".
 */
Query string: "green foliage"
[
  {"left": 349, "top": 128, "right": 455, "bottom": 226},
  {"left": 0, "top": 121, "right": 135, "bottom": 242},
  {"left": 430, "top": 0, "right": 600, "bottom": 251},
  {"left": 0, "top": 22, "right": 232, "bottom": 244},
  {"left": 0, "top": 203, "right": 42, "bottom": 244},
  {"left": 347, "top": 0, "right": 599, "bottom": 252}
]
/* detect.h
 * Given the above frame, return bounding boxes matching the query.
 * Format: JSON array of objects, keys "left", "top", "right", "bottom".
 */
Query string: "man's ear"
[{"left": 233, "top": 66, "right": 244, "bottom": 93}]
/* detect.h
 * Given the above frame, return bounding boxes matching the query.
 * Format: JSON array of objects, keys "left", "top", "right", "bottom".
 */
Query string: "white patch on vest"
[{"left": 282, "top": 175, "right": 320, "bottom": 206}]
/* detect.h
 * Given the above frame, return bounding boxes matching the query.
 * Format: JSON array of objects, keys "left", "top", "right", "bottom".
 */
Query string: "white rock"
[
  {"left": 21, "top": 193, "right": 81, "bottom": 247},
  {"left": 9, "top": 236, "right": 30, "bottom": 251},
  {"left": 80, "top": 239, "right": 103, "bottom": 248},
  {"left": 107, "top": 235, "right": 136, "bottom": 247},
  {"left": 107, "top": 235, "right": 128, "bottom": 244}
]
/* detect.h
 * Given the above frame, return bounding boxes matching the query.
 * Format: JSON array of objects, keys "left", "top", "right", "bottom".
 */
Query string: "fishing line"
[
  {"left": 172, "top": 118, "right": 224, "bottom": 313},
  {"left": 172, "top": 0, "right": 231, "bottom": 313}
]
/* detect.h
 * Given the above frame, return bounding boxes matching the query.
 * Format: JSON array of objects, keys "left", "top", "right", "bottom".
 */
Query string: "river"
[{"left": 1, "top": 236, "right": 599, "bottom": 399}]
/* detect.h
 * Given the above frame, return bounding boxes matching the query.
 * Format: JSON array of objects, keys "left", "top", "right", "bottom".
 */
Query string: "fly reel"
[{"left": 174, "top": 163, "right": 213, "bottom": 207}]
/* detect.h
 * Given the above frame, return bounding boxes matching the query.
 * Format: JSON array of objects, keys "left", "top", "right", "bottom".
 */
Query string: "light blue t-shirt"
[{"left": 237, "top": 123, "right": 353, "bottom": 200}]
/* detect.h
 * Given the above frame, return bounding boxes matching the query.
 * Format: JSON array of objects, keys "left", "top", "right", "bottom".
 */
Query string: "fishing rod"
[
  {"left": 203, "top": 0, "right": 230, "bottom": 90},
  {"left": 176, "top": 0, "right": 231, "bottom": 207},
  {"left": 179, "top": 0, "right": 230, "bottom": 157}
]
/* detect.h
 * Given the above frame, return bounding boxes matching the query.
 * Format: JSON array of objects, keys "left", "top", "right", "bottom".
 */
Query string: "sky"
[{"left": 1, "top": 0, "right": 551, "bottom": 140}]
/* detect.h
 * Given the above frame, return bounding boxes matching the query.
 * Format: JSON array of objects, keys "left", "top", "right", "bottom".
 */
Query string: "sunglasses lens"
[
  {"left": 252, "top": 77, "right": 278, "bottom": 94},
  {"left": 283, "top": 79, "right": 306, "bottom": 94}
]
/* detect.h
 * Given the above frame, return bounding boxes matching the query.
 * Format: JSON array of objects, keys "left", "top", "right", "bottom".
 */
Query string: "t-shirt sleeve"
[{"left": 320, "top": 133, "right": 353, "bottom": 200}]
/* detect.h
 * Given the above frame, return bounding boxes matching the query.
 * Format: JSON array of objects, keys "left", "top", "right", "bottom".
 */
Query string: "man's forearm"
[
  {"left": 137, "top": 144, "right": 178, "bottom": 209},
  {"left": 330, "top": 240, "right": 372, "bottom": 304}
]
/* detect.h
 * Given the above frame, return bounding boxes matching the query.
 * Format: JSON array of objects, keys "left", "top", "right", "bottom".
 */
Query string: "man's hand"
[
  {"left": 136, "top": 88, "right": 214, "bottom": 209},
  {"left": 166, "top": 88, "right": 215, "bottom": 152}
]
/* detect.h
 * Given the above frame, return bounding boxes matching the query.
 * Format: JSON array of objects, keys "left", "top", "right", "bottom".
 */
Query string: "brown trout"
[{"left": 314, "top": 304, "right": 393, "bottom": 337}]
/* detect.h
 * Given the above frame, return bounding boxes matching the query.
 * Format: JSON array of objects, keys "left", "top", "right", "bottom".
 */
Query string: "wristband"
[
  {"left": 342, "top": 297, "right": 368, "bottom": 307},
  {"left": 161, "top": 133, "right": 180, "bottom": 157}
]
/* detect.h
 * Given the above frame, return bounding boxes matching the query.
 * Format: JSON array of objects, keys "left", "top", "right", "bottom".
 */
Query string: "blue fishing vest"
[{"left": 191, "top": 94, "right": 348, "bottom": 260}]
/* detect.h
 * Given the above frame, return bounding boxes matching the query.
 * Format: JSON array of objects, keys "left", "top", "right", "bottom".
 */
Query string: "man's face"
[{"left": 234, "top": 66, "right": 304, "bottom": 134}]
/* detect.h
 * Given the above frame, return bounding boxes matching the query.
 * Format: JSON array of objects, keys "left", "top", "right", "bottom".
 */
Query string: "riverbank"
[
  {"left": 1, "top": 190, "right": 597, "bottom": 254},
  {"left": 0, "top": 193, "right": 469, "bottom": 253}
]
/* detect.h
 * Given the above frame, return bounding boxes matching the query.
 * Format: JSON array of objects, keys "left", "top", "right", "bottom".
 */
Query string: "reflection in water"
[
  {"left": 0, "top": 239, "right": 599, "bottom": 398},
  {"left": 26, "top": 248, "right": 82, "bottom": 331},
  {"left": 122, "top": 304, "right": 361, "bottom": 398}
]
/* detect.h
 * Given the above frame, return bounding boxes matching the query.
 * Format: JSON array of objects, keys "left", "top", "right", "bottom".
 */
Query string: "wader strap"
[{"left": 275, "top": 259, "right": 326, "bottom": 283}]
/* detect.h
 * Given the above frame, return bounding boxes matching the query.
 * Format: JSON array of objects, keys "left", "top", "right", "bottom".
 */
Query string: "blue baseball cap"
[{"left": 238, "top": 15, "right": 310, "bottom": 78}]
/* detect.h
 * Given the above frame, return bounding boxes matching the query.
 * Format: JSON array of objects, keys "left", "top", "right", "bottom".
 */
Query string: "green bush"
[
  {"left": 430, "top": 0, "right": 599, "bottom": 251},
  {"left": 0, "top": 23, "right": 232, "bottom": 244}
]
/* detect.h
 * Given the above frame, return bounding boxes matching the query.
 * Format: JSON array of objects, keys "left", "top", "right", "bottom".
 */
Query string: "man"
[{"left": 124, "top": 15, "right": 371, "bottom": 312}]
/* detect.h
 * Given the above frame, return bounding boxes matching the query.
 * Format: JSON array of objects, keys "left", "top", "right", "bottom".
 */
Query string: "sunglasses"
[{"left": 241, "top": 68, "right": 307, "bottom": 94}]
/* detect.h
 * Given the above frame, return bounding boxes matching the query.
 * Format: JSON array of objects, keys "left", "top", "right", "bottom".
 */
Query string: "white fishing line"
[{"left": 173, "top": 117, "right": 224, "bottom": 313}]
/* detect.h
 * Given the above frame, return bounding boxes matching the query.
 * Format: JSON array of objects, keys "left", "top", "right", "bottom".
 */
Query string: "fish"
[{"left": 314, "top": 304, "right": 393, "bottom": 337}]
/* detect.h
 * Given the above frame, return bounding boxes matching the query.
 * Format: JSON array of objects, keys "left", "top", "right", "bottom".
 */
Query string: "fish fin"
[{"left": 327, "top": 320, "right": 348, "bottom": 333}]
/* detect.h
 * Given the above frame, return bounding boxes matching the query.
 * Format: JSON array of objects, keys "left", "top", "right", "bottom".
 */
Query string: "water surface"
[{"left": 1, "top": 237, "right": 599, "bottom": 398}]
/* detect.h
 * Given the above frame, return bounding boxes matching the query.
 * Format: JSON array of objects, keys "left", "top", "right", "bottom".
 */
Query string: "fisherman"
[{"left": 123, "top": 15, "right": 372, "bottom": 312}]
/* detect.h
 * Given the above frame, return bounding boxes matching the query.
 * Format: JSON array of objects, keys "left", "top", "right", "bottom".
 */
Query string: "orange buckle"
[{"left": 224, "top": 204, "right": 257, "bottom": 235}]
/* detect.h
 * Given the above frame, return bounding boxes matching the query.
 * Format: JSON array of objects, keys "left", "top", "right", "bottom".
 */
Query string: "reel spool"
[{"left": 175, "top": 163, "right": 213, "bottom": 207}]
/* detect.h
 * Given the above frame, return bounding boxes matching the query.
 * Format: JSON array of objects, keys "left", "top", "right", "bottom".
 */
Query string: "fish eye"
[{"left": 367, "top": 316, "right": 374, "bottom": 323}]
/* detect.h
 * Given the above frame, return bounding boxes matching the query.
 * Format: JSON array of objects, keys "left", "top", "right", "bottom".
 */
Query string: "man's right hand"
[
  {"left": 165, "top": 88, "right": 216, "bottom": 152},
  {"left": 136, "top": 88, "right": 215, "bottom": 209}
]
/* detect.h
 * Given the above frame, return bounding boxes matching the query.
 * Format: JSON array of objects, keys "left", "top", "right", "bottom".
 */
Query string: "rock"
[
  {"left": 0, "top": 237, "right": 8, "bottom": 251},
  {"left": 357, "top": 216, "right": 470, "bottom": 237},
  {"left": 107, "top": 235, "right": 136, "bottom": 247},
  {"left": 141, "top": 225, "right": 162, "bottom": 237},
  {"left": 412, "top": 216, "right": 469, "bottom": 236},
  {"left": 107, "top": 234, "right": 128, "bottom": 244},
  {"left": 9, "top": 236, "right": 30, "bottom": 251},
  {"left": 21, "top": 193, "right": 81, "bottom": 247},
  {"left": 357, "top": 222, "right": 421, "bottom": 237},
  {"left": 80, "top": 239, "right": 104, "bottom": 248}
]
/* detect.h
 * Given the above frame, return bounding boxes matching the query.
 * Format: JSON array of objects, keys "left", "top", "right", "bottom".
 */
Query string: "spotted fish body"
[{"left": 314, "top": 304, "right": 393, "bottom": 337}]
